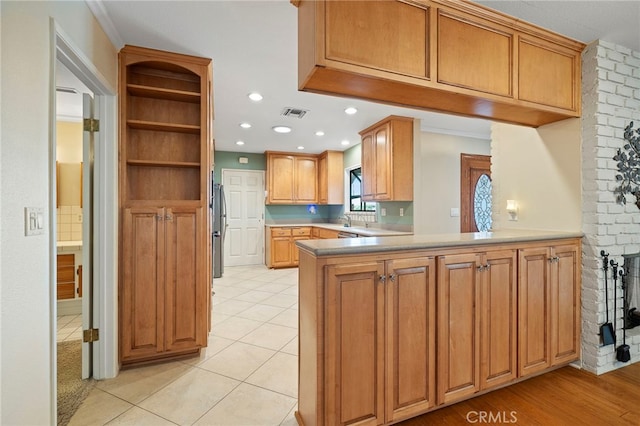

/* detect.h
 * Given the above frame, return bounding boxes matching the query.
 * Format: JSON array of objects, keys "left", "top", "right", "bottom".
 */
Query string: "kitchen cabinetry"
[
  {"left": 57, "top": 254, "right": 76, "bottom": 300},
  {"left": 267, "top": 226, "right": 311, "bottom": 268},
  {"left": 118, "top": 45, "right": 212, "bottom": 364},
  {"left": 317, "top": 150, "right": 343, "bottom": 205},
  {"left": 360, "top": 116, "right": 414, "bottom": 201},
  {"left": 324, "top": 256, "right": 436, "bottom": 424},
  {"left": 437, "top": 250, "right": 517, "bottom": 405},
  {"left": 312, "top": 227, "right": 341, "bottom": 239},
  {"left": 266, "top": 152, "right": 317, "bottom": 204},
  {"left": 296, "top": 234, "right": 581, "bottom": 425},
  {"left": 296, "top": 0, "right": 585, "bottom": 127},
  {"left": 518, "top": 243, "right": 580, "bottom": 377},
  {"left": 121, "top": 206, "right": 207, "bottom": 362}
]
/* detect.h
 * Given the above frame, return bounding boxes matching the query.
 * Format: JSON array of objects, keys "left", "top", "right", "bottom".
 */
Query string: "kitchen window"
[{"left": 349, "top": 167, "right": 376, "bottom": 212}]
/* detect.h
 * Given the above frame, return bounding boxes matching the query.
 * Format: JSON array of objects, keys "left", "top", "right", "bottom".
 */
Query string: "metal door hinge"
[
  {"left": 83, "top": 328, "right": 99, "bottom": 343},
  {"left": 83, "top": 118, "right": 100, "bottom": 132}
]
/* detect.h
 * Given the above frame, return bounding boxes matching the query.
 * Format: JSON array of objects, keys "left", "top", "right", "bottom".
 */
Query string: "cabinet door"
[
  {"left": 550, "top": 243, "right": 580, "bottom": 366},
  {"left": 361, "top": 131, "right": 375, "bottom": 200},
  {"left": 437, "top": 10, "right": 513, "bottom": 97},
  {"left": 373, "top": 123, "right": 392, "bottom": 200},
  {"left": 325, "top": 262, "right": 385, "bottom": 425},
  {"left": 57, "top": 254, "right": 76, "bottom": 300},
  {"left": 480, "top": 250, "right": 517, "bottom": 390},
  {"left": 268, "top": 154, "right": 295, "bottom": 203},
  {"left": 165, "top": 206, "right": 208, "bottom": 352},
  {"left": 518, "top": 37, "right": 578, "bottom": 111},
  {"left": 295, "top": 156, "right": 318, "bottom": 203},
  {"left": 386, "top": 257, "right": 436, "bottom": 422},
  {"left": 121, "top": 207, "right": 165, "bottom": 361},
  {"left": 271, "top": 236, "right": 293, "bottom": 268},
  {"left": 518, "top": 247, "right": 551, "bottom": 377},
  {"left": 318, "top": 154, "right": 328, "bottom": 204},
  {"left": 292, "top": 236, "right": 309, "bottom": 265},
  {"left": 324, "top": 0, "right": 430, "bottom": 79},
  {"left": 437, "top": 253, "right": 481, "bottom": 404}
]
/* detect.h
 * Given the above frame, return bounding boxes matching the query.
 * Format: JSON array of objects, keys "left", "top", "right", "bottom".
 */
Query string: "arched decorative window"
[{"left": 473, "top": 174, "right": 492, "bottom": 232}]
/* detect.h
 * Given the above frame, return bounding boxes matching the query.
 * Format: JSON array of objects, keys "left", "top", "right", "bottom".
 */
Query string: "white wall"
[
  {"left": 490, "top": 119, "right": 582, "bottom": 232},
  {"left": 414, "top": 131, "right": 491, "bottom": 234},
  {"left": 0, "top": 2, "right": 116, "bottom": 423},
  {"left": 581, "top": 40, "right": 640, "bottom": 375}
]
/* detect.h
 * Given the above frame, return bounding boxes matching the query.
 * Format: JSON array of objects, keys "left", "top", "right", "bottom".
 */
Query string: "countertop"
[
  {"left": 296, "top": 229, "right": 583, "bottom": 256},
  {"left": 265, "top": 223, "right": 412, "bottom": 237}
]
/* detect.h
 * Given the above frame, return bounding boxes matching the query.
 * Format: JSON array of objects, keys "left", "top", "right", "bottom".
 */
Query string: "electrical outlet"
[
  {"left": 381, "top": 208, "right": 387, "bottom": 216},
  {"left": 400, "top": 208, "right": 404, "bottom": 217}
]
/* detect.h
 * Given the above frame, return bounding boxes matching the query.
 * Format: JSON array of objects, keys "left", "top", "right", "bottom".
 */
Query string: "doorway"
[
  {"left": 460, "top": 154, "right": 492, "bottom": 232},
  {"left": 51, "top": 23, "right": 119, "bottom": 410},
  {"left": 222, "top": 169, "right": 265, "bottom": 267}
]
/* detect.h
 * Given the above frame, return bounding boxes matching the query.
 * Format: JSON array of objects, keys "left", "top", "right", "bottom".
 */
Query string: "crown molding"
[{"left": 85, "top": 0, "right": 125, "bottom": 49}]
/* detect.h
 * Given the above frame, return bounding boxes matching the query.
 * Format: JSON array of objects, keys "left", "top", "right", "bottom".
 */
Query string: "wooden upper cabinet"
[
  {"left": 317, "top": 150, "right": 344, "bottom": 205},
  {"left": 437, "top": 10, "right": 513, "bottom": 97},
  {"left": 324, "top": 0, "right": 430, "bottom": 80},
  {"left": 360, "top": 116, "right": 413, "bottom": 202},
  {"left": 518, "top": 36, "right": 579, "bottom": 111},
  {"left": 266, "top": 152, "right": 317, "bottom": 204},
  {"left": 296, "top": 0, "right": 585, "bottom": 127}
]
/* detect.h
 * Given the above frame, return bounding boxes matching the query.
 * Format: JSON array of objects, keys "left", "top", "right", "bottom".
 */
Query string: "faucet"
[{"left": 341, "top": 215, "right": 351, "bottom": 227}]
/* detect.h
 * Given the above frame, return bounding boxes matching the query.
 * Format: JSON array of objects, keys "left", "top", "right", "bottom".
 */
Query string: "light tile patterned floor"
[
  {"left": 68, "top": 265, "right": 299, "bottom": 425},
  {"left": 58, "top": 313, "right": 83, "bottom": 342}
]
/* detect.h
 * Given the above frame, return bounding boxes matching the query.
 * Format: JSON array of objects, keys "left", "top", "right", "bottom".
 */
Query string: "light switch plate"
[{"left": 25, "top": 207, "right": 45, "bottom": 236}]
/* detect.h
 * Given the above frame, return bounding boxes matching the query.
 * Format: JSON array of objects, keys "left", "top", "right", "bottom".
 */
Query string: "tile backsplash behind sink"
[{"left": 57, "top": 205, "right": 82, "bottom": 241}]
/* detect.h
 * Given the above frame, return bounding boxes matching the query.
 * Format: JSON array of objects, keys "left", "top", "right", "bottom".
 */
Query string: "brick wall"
[{"left": 582, "top": 40, "right": 640, "bottom": 374}]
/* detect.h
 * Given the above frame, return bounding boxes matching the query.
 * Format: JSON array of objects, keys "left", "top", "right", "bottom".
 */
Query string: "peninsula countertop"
[
  {"left": 296, "top": 229, "right": 583, "bottom": 257},
  {"left": 265, "top": 223, "right": 412, "bottom": 237}
]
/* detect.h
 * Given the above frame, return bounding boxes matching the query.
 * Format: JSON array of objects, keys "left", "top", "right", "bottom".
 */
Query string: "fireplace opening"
[{"left": 621, "top": 253, "right": 640, "bottom": 329}]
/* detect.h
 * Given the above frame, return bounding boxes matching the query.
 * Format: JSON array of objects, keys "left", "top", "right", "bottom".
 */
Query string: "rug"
[{"left": 57, "top": 340, "right": 95, "bottom": 426}]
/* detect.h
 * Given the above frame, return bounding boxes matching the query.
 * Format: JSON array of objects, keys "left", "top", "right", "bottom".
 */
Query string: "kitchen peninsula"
[{"left": 295, "top": 229, "right": 582, "bottom": 425}]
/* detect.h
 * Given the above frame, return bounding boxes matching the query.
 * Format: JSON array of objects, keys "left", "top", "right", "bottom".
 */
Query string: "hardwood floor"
[{"left": 399, "top": 363, "right": 640, "bottom": 425}]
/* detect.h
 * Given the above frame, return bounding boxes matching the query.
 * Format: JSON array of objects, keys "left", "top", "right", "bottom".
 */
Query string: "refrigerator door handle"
[{"left": 221, "top": 185, "right": 228, "bottom": 241}]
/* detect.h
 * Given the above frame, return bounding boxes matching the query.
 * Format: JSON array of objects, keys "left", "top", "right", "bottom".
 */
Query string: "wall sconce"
[{"left": 506, "top": 200, "right": 518, "bottom": 221}]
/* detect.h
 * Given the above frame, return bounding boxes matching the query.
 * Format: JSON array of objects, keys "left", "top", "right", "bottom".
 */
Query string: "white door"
[{"left": 222, "top": 169, "right": 265, "bottom": 266}]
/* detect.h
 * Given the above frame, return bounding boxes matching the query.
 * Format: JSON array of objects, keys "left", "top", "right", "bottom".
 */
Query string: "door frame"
[
  {"left": 460, "top": 154, "right": 491, "bottom": 233},
  {"left": 50, "top": 20, "right": 119, "bottom": 417}
]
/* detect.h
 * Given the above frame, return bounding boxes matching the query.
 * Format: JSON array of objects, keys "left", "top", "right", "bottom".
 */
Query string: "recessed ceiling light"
[
  {"left": 272, "top": 126, "right": 292, "bottom": 134},
  {"left": 239, "top": 122, "right": 252, "bottom": 129},
  {"left": 236, "top": 141, "right": 245, "bottom": 146},
  {"left": 297, "top": 146, "right": 305, "bottom": 150},
  {"left": 315, "top": 131, "right": 325, "bottom": 136},
  {"left": 341, "top": 140, "right": 350, "bottom": 146},
  {"left": 248, "top": 92, "right": 263, "bottom": 102},
  {"left": 344, "top": 107, "right": 358, "bottom": 115}
]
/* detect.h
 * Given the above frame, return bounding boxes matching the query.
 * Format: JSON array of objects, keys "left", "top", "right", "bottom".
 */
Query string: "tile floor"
[
  {"left": 58, "top": 313, "right": 84, "bottom": 342},
  {"left": 68, "top": 265, "right": 300, "bottom": 425}
]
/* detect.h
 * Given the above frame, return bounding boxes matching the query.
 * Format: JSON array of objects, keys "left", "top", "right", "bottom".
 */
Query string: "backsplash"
[{"left": 57, "top": 205, "right": 82, "bottom": 241}]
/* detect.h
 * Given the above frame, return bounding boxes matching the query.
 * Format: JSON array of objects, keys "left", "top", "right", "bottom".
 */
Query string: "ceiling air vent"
[{"left": 281, "top": 107, "right": 309, "bottom": 119}]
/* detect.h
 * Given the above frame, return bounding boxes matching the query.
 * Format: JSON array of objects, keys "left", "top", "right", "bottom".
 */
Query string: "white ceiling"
[{"left": 59, "top": 0, "right": 640, "bottom": 154}]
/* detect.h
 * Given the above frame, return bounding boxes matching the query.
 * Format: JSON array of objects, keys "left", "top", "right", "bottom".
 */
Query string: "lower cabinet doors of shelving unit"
[{"left": 120, "top": 206, "right": 208, "bottom": 363}]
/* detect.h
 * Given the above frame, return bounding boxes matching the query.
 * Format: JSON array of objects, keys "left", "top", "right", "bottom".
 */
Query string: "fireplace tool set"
[{"left": 600, "top": 251, "right": 633, "bottom": 362}]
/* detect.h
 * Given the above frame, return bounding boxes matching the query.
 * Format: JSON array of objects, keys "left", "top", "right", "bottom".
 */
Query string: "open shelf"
[
  {"left": 127, "top": 84, "right": 200, "bottom": 103},
  {"left": 127, "top": 159, "right": 200, "bottom": 168},
  {"left": 127, "top": 119, "right": 200, "bottom": 134}
]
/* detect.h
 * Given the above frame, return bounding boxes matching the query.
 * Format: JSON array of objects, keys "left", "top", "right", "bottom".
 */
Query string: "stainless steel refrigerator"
[{"left": 212, "top": 183, "right": 226, "bottom": 278}]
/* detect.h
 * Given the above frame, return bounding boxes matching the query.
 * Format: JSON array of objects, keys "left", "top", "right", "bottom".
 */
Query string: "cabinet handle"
[
  {"left": 156, "top": 215, "right": 164, "bottom": 221},
  {"left": 477, "top": 265, "right": 485, "bottom": 272},
  {"left": 485, "top": 263, "right": 490, "bottom": 271},
  {"left": 548, "top": 256, "right": 560, "bottom": 264},
  {"left": 389, "top": 273, "right": 396, "bottom": 282},
  {"left": 165, "top": 214, "right": 173, "bottom": 222},
  {"left": 379, "top": 274, "right": 387, "bottom": 283}
]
